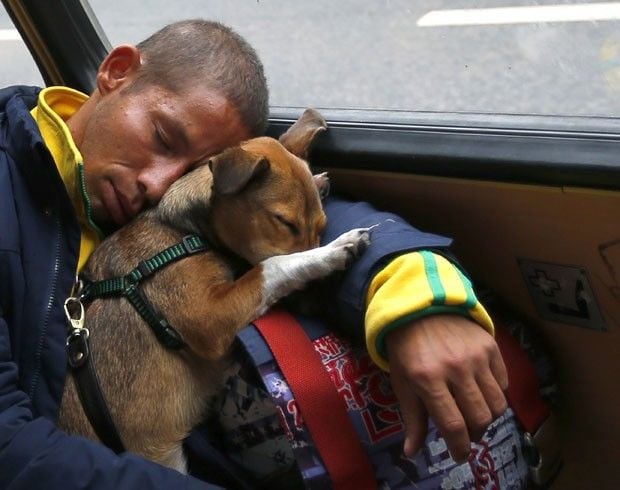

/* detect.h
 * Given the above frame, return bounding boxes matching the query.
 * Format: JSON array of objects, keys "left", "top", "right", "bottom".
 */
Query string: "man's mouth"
[
  {"left": 117, "top": 188, "right": 139, "bottom": 221},
  {"left": 103, "top": 180, "right": 130, "bottom": 226}
]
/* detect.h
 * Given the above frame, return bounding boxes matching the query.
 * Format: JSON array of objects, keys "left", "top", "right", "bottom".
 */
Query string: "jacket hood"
[
  {"left": 0, "top": 84, "right": 40, "bottom": 107},
  {"left": 0, "top": 85, "right": 44, "bottom": 149}
]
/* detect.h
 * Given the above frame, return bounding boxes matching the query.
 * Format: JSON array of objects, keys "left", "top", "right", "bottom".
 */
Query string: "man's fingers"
[
  {"left": 402, "top": 394, "right": 427, "bottom": 458},
  {"left": 477, "top": 369, "right": 509, "bottom": 419},
  {"left": 489, "top": 344, "right": 509, "bottom": 391},
  {"left": 422, "top": 388, "right": 471, "bottom": 463},
  {"left": 390, "top": 371, "right": 428, "bottom": 457},
  {"left": 451, "top": 380, "right": 493, "bottom": 444}
]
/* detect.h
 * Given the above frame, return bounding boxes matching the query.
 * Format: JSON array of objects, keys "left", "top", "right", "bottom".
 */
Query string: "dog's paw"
[
  {"left": 258, "top": 228, "right": 371, "bottom": 309},
  {"left": 324, "top": 228, "right": 370, "bottom": 269}
]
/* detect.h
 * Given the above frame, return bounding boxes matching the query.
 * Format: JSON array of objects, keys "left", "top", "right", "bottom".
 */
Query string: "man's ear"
[
  {"left": 96, "top": 45, "right": 142, "bottom": 94},
  {"left": 209, "top": 147, "right": 271, "bottom": 195},
  {"left": 278, "top": 108, "right": 327, "bottom": 160}
]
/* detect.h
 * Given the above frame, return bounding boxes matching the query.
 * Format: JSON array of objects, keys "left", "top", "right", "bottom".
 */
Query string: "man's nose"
[{"left": 137, "top": 160, "right": 189, "bottom": 206}]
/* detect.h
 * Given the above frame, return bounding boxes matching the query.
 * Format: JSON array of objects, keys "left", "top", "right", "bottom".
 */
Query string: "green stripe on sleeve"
[
  {"left": 420, "top": 250, "right": 445, "bottom": 305},
  {"left": 455, "top": 267, "right": 478, "bottom": 310}
]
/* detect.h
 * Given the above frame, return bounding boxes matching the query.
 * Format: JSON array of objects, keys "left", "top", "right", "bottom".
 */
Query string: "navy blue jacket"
[{"left": 0, "top": 85, "right": 452, "bottom": 489}]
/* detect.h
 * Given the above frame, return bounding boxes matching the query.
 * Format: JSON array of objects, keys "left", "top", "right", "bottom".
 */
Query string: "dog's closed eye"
[{"left": 275, "top": 214, "right": 300, "bottom": 236}]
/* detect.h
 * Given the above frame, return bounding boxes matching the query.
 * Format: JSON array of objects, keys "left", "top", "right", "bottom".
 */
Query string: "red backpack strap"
[
  {"left": 494, "top": 321, "right": 550, "bottom": 433},
  {"left": 254, "top": 309, "right": 377, "bottom": 490}
]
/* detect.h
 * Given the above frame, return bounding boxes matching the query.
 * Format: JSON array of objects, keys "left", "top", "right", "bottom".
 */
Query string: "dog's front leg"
[
  {"left": 184, "top": 228, "right": 369, "bottom": 360},
  {"left": 258, "top": 227, "right": 370, "bottom": 315}
]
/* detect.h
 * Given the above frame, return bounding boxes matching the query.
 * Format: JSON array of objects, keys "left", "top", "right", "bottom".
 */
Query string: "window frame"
[
  {"left": 269, "top": 107, "right": 620, "bottom": 191},
  {"left": 2, "top": 0, "right": 108, "bottom": 91}
]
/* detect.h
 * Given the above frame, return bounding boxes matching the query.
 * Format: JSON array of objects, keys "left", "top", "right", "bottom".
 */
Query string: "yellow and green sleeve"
[{"left": 365, "top": 251, "right": 494, "bottom": 371}]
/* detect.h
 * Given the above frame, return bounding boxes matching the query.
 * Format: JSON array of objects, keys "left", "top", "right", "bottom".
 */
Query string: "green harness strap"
[{"left": 81, "top": 234, "right": 208, "bottom": 350}]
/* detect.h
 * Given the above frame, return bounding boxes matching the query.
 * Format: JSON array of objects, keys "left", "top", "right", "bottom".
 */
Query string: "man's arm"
[
  {"left": 321, "top": 195, "right": 508, "bottom": 462},
  {"left": 0, "top": 316, "right": 217, "bottom": 490}
]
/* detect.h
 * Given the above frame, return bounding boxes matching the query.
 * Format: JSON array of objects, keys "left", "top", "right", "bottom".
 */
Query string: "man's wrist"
[{"left": 365, "top": 251, "right": 494, "bottom": 370}]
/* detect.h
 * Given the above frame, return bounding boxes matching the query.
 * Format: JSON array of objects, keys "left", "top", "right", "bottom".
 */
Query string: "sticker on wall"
[{"left": 518, "top": 259, "right": 607, "bottom": 331}]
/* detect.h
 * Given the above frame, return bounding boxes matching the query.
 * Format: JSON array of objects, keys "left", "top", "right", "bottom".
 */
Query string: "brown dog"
[{"left": 58, "top": 109, "right": 369, "bottom": 472}]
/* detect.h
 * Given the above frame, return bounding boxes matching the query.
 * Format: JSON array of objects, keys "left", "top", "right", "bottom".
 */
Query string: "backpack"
[{"left": 197, "top": 295, "right": 559, "bottom": 489}]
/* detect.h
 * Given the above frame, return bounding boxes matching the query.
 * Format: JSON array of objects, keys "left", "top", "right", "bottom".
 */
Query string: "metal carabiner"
[{"left": 64, "top": 296, "right": 87, "bottom": 336}]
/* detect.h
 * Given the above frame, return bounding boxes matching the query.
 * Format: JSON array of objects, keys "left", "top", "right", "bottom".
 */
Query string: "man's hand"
[{"left": 386, "top": 314, "right": 509, "bottom": 463}]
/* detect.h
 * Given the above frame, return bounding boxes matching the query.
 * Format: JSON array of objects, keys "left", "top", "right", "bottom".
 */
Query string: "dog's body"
[{"left": 58, "top": 110, "right": 369, "bottom": 472}]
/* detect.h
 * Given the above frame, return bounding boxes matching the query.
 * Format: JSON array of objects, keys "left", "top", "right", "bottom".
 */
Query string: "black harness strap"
[
  {"left": 66, "top": 234, "right": 209, "bottom": 453},
  {"left": 66, "top": 326, "right": 126, "bottom": 453},
  {"left": 82, "top": 234, "right": 208, "bottom": 349}
]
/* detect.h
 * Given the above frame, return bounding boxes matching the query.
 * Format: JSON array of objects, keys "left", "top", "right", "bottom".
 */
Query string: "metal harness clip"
[{"left": 64, "top": 296, "right": 90, "bottom": 368}]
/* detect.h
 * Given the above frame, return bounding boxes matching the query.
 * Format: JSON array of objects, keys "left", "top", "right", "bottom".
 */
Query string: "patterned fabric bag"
[{"left": 207, "top": 299, "right": 558, "bottom": 490}]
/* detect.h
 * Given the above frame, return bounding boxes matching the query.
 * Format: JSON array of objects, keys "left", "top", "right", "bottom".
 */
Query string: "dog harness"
[{"left": 64, "top": 234, "right": 209, "bottom": 453}]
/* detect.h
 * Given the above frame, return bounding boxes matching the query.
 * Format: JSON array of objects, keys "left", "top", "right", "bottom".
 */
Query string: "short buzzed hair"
[{"left": 134, "top": 19, "right": 269, "bottom": 136}]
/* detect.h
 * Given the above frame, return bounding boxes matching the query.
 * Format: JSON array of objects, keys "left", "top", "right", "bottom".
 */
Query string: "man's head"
[
  {"left": 68, "top": 19, "right": 268, "bottom": 229},
  {"left": 155, "top": 109, "right": 330, "bottom": 266}
]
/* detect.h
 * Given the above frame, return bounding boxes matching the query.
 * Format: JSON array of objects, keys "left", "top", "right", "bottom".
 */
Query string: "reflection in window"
[{"left": 89, "top": 0, "right": 620, "bottom": 118}]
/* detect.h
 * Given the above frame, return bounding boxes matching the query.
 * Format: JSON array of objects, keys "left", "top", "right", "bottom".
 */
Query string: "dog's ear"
[
  {"left": 278, "top": 108, "right": 327, "bottom": 160},
  {"left": 209, "top": 146, "right": 270, "bottom": 195},
  {"left": 156, "top": 164, "right": 213, "bottom": 234},
  {"left": 313, "top": 172, "right": 330, "bottom": 200}
]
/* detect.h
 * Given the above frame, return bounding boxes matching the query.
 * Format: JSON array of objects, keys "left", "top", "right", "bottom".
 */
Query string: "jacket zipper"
[
  {"left": 28, "top": 210, "right": 63, "bottom": 400},
  {"left": 78, "top": 163, "right": 104, "bottom": 238}
]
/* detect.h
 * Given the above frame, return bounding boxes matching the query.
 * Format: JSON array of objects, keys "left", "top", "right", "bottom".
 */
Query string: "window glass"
[
  {"left": 0, "top": 7, "right": 43, "bottom": 87},
  {"left": 88, "top": 0, "right": 620, "bottom": 117},
  {"left": 0, "top": 8, "right": 44, "bottom": 87}
]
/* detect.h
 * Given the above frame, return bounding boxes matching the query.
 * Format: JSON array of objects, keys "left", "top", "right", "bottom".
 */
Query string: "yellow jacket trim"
[
  {"left": 31, "top": 86, "right": 101, "bottom": 272},
  {"left": 365, "top": 251, "right": 494, "bottom": 371}
]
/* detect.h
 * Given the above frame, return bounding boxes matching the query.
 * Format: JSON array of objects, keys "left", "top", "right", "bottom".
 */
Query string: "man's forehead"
[{"left": 157, "top": 88, "right": 250, "bottom": 164}]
